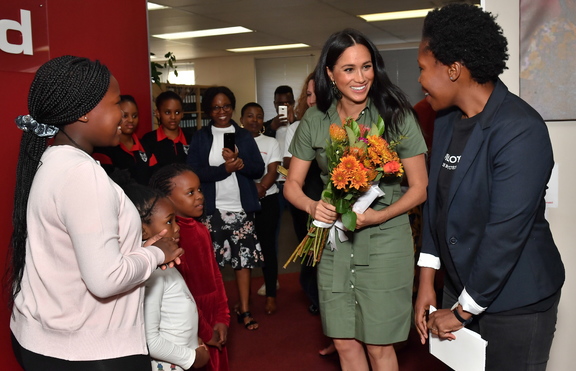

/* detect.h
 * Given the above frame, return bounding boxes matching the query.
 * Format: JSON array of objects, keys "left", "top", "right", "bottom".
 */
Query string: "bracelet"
[{"left": 452, "top": 306, "right": 473, "bottom": 326}]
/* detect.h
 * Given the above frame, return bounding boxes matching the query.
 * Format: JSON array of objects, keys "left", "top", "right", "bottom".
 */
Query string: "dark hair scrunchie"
[{"left": 27, "top": 55, "right": 111, "bottom": 127}]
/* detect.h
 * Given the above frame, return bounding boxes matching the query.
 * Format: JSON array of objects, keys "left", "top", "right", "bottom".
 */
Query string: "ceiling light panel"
[{"left": 153, "top": 26, "right": 253, "bottom": 40}]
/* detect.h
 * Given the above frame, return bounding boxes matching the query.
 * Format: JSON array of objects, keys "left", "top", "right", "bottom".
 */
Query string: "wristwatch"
[{"left": 452, "top": 305, "right": 473, "bottom": 326}]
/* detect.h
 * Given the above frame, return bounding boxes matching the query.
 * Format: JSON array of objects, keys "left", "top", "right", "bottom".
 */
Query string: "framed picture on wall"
[{"left": 519, "top": 0, "right": 576, "bottom": 121}]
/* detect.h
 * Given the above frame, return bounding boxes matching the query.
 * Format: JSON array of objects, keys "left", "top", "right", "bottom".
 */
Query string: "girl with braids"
[
  {"left": 9, "top": 55, "right": 183, "bottom": 370},
  {"left": 150, "top": 164, "right": 230, "bottom": 371},
  {"left": 284, "top": 29, "right": 428, "bottom": 370},
  {"left": 120, "top": 183, "right": 209, "bottom": 371}
]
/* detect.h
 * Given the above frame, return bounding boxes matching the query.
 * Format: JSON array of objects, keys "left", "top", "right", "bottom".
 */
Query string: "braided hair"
[
  {"left": 123, "top": 184, "right": 163, "bottom": 226},
  {"left": 149, "top": 163, "right": 195, "bottom": 197},
  {"left": 8, "top": 56, "right": 111, "bottom": 304}
]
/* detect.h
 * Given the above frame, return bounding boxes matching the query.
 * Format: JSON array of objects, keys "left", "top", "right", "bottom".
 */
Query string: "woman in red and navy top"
[
  {"left": 141, "top": 91, "right": 195, "bottom": 176},
  {"left": 92, "top": 95, "right": 151, "bottom": 184}
]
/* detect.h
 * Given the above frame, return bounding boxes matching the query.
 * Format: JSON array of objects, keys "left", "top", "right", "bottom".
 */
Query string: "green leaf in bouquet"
[
  {"left": 377, "top": 116, "right": 385, "bottom": 135},
  {"left": 350, "top": 119, "right": 361, "bottom": 137},
  {"left": 343, "top": 192, "right": 355, "bottom": 201},
  {"left": 345, "top": 126, "right": 357, "bottom": 145},
  {"left": 342, "top": 210, "right": 357, "bottom": 231},
  {"left": 322, "top": 187, "right": 333, "bottom": 200},
  {"left": 335, "top": 198, "right": 349, "bottom": 214}
]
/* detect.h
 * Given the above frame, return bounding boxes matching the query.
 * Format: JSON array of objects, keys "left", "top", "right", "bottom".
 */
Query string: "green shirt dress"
[{"left": 289, "top": 99, "right": 427, "bottom": 344}]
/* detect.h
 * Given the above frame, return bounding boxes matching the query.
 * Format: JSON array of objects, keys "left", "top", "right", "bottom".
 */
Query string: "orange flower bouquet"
[{"left": 284, "top": 116, "right": 404, "bottom": 267}]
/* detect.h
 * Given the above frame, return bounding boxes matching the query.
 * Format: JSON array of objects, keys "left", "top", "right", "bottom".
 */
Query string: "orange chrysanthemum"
[
  {"left": 331, "top": 167, "right": 349, "bottom": 190},
  {"left": 366, "top": 135, "right": 386, "bottom": 149},
  {"left": 339, "top": 155, "right": 360, "bottom": 173},
  {"left": 349, "top": 167, "right": 369, "bottom": 190},
  {"left": 329, "top": 124, "right": 347, "bottom": 142}
]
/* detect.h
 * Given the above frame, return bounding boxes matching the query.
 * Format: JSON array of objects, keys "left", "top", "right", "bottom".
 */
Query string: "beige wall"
[
  {"left": 193, "top": 55, "right": 257, "bottom": 122},
  {"left": 194, "top": 1, "right": 574, "bottom": 367},
  {"left": 485, "top": 1, "right": 574, "bottom": 369}
]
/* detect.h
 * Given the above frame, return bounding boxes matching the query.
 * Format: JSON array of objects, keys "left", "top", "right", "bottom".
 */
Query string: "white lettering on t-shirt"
[{"left": 441, "top": 153, "right": 461, "bottom": 171}]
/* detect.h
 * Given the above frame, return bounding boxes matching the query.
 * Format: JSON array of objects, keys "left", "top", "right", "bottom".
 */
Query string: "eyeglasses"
[{"left": 211, "top": 104, "right": 232, "bottom": 113}]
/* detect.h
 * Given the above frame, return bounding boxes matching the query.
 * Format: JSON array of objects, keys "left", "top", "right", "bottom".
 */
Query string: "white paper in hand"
[{"left": 428, "top": 306, "right": 487, "bottom": 371}]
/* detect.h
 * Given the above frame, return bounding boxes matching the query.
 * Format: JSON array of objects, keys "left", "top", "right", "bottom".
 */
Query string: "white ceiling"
[{"left": 148, "top": 0, "right": 480, "bottom": 61}]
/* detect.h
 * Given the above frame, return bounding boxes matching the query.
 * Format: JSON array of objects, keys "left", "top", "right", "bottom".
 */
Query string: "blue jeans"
[{"left": 443, "top": 288, "right": 560, "bottom": 371}]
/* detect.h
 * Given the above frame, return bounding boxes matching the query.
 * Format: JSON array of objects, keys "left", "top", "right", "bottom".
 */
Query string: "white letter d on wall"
[{"left": 0, "top": 10, "right": 33, "bottom": 55}]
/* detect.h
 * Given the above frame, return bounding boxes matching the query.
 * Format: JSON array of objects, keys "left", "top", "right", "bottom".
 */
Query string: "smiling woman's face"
[
  {"left": 327, "top": 44, "right": 374, "bottom": 106},
  {"left": 417, "top": 40, "right": 456, "bottom": 111},
  {"left": 209, "top": 93, "right": 233, "bottom": 128}
]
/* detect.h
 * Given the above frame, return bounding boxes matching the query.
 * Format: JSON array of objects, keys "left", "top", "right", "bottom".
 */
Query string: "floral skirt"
[{"left": 203, "top": 209, "right": 264, "bottom": 269}]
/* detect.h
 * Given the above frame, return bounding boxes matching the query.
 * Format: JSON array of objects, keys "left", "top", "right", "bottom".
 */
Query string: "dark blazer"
[
  {"left": 422, "top": 80, "right": 564, "bottom": 313},
  {"left": 187, "top": 120, "right": 265, "bottom": 215}
]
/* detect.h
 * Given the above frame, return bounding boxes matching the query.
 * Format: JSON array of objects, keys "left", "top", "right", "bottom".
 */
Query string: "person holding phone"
[
  {"left": 187, "top": 86, "right": 265, "bottom": 331},
  {"left": 263, "top": 85, "right": 296, "bottom": 139}
]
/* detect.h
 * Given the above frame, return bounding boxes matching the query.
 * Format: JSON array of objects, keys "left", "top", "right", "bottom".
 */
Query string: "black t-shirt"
[{"left": 436, "top": 113, "right": 479, "bottom": 292}]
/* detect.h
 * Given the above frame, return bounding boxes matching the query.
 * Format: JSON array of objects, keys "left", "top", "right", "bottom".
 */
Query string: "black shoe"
[{"left": 308, "top": 304, "right": 320, "bottom": 315}]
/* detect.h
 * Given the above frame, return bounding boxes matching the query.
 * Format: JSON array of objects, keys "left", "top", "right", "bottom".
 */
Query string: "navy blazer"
[
  {"left": 422, "top": 80, "right": 564, "bottom": 313},
  {"left": 187, "top": 120, "right": 265, "bottom": 215}
]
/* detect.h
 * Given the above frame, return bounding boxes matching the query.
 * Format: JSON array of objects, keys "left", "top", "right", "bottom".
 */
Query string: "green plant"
[{"left": 150, "top": 52, "right": 179, "bottom": 87}]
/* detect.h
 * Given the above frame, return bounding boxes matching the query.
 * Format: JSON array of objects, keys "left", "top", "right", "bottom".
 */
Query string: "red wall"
[{"left": 0, "top": 0, "right": 151, "bottom": 367}]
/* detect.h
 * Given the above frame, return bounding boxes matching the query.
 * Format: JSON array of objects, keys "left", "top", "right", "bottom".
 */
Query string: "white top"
[
  {"left": 10, "top": 145, "right": 164, "bottom": 361},
  {"left": 276, "top": 125, "right": 288, "bottom": 161},
  {"left": 254, "top": 134, "right": 282, "bottom": 196},
  {"left": 210, "top": 125, "right": 242, "bottom": 212},
  {"left": 145, "top": 268, "right": 199, "bottom": 371},
  {"left": 284, "top": 120, "right": 300, "bottom": 158}
]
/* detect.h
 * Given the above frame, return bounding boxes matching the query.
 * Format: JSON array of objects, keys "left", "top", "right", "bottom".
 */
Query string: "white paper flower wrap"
[{"left": 312, "top": 183, "right": 385, "bottom": 250}]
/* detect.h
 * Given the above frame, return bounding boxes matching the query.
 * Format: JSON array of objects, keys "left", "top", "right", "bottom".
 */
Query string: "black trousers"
[
  {"left": 443, "top": 288, "right": 560, "bottom": 371},
  {"left": 255, "top": 193, "right": 280, "bottom": 297},
  {"left": 12, "top": 332, "right": 150, "bottom": 371}
]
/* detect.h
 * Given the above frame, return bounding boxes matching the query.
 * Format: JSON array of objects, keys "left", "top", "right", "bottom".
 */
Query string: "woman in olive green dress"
[{"left": 284, "top": 29, "right": 428, "bottom": 370}]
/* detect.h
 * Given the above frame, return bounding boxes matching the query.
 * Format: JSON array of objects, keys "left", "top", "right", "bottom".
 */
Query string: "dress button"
[
  {"left": 351, "top": 284, "right": 355, "bottom": 289},
  {"left": 351, "top": 253, "right": 354, "bottom": 258},
  {"left": 449, "top": 237, "right": 458, "bottom": 245},
  {"left": 351, "top": 269, "right": 355, "bottom": 273}
]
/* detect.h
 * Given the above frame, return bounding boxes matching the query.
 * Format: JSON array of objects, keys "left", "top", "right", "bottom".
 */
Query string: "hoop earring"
[
  {"left": 332, "top": 80, "right": 342, "bottom": 100},
  {"left": 260, "top": 126, "right": 265, "bottom": 134}
]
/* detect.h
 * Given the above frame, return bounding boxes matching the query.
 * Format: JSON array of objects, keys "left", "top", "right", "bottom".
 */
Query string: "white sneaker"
[{"left": 257, "top": 280, "right": 280, "bottom": 296}]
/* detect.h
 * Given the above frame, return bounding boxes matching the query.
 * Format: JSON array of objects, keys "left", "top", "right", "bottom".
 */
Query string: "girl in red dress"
[{"left": 150, "top": 163, "right": 230, "bottom": 371}]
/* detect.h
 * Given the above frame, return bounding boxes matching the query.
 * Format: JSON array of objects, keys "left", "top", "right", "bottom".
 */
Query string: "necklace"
[{"left": 59, "top": 128, "right": 86, "bottom": 152}]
